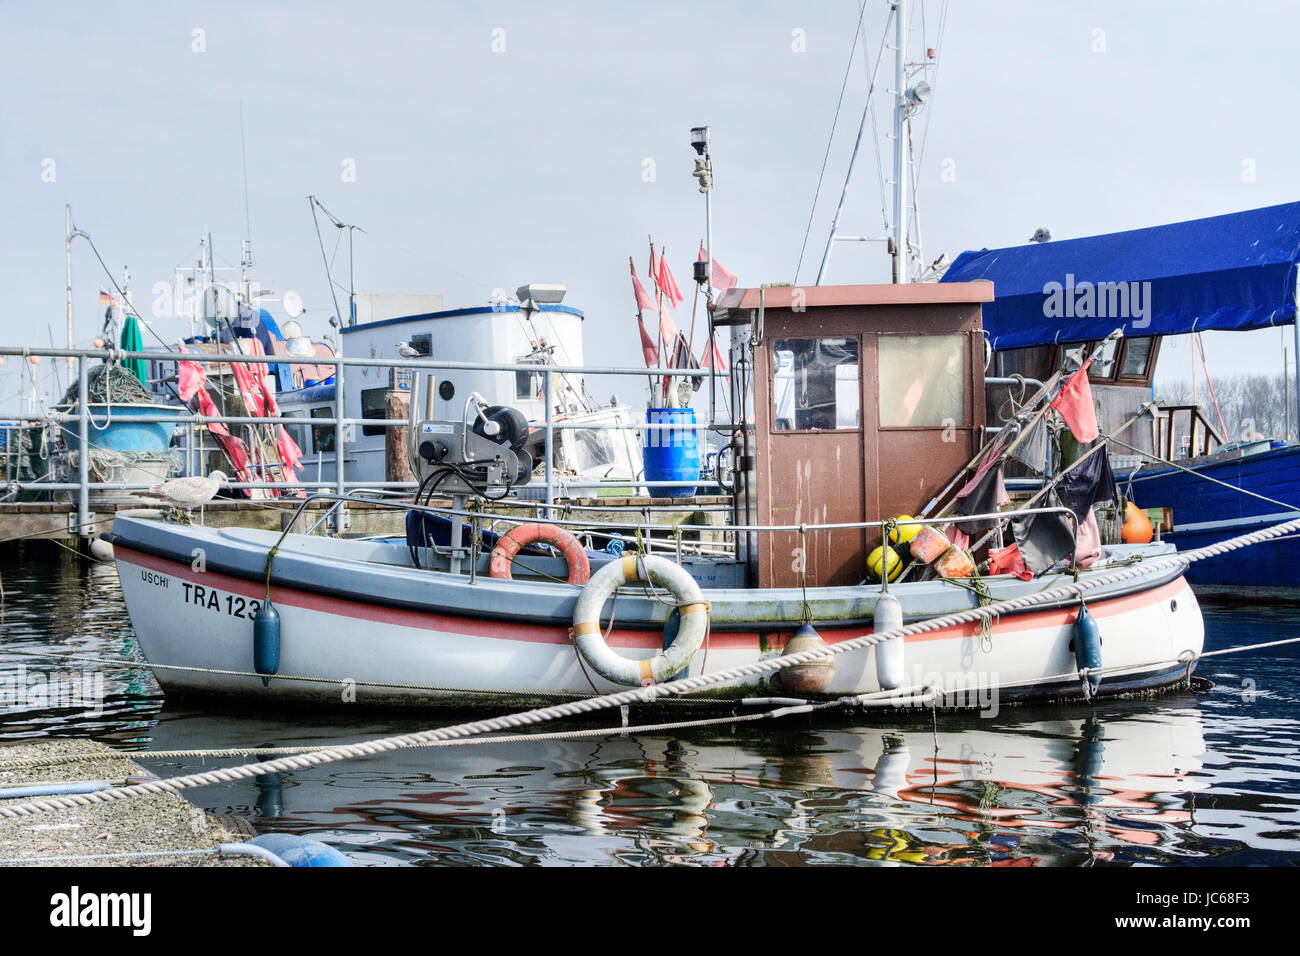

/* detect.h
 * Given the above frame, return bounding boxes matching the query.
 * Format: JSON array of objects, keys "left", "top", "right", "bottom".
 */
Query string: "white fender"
[
  {"left": 873, "top": 590, "right": 905, "bottom": 690},
  {"left": 571, "top": 554, "right": 708, "bottom": 686}
]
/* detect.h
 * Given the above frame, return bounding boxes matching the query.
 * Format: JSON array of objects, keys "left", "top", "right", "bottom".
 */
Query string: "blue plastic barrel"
[{"left": 643, "top": 407, "right": 699, "bottom": 498}]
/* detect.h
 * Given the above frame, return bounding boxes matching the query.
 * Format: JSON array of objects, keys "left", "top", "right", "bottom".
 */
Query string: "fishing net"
[
  {"left": 58, "top": 363, "right": 155, "bottom": 407},
  {"left": 62, "top": 447, "right": 184, "bottom": 483}
]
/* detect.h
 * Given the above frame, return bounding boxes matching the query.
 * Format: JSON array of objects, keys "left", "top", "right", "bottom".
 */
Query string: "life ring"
[
  {"left": 570, "top": 554, "right": 709, "bottom": 686},
  {"left": 489, "top": 522, "right": 591, "bottom": 585}
]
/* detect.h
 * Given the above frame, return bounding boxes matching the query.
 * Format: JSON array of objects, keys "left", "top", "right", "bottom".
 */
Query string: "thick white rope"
[{"left": 3, "top": 515, "right": 1298, "bottom": 820}]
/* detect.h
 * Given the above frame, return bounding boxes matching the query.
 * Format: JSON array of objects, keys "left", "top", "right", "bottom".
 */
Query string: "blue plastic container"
[
  {"left": 643, "top": 407, "right": 699, "bottom": 498},
  {"left": 79, "top": 404, "right": 185, "bottom": 452}
]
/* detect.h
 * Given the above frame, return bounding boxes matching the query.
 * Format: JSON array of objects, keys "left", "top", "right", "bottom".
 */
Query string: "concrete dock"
[{"left": 0, "top": 740, "right": 268, "bottom": 866}]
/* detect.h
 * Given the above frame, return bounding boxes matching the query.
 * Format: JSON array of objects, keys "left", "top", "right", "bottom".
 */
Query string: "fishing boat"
[
  {"left": 275, "top": 285, "right": 645, "bottom": 495},
  {"left": 104, "top": 281, "right": 1206, "bottom": 710},
  {"left": 941, "top": 202, "right": 1300, "bottom": 600}
]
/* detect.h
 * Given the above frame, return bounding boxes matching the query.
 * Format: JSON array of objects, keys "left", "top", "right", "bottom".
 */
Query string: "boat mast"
[
  {"left": 891, "top": 0, "right": 908, "bottom": 284},
  {"left": 815, "top": 1, "right": 932, "bottom": 285},
  {"left": 65, "top": 204, "right": 73, "bottom": 375}
]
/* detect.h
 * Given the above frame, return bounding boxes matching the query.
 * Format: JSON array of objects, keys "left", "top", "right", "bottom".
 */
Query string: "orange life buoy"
[{"left": 489, "top": 522, "right": 591, "bottom": 585}]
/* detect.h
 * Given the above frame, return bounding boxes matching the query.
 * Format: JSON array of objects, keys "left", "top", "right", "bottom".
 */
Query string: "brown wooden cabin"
[{"left": 712, "top": 282, "right": 994, "bottom": 589}]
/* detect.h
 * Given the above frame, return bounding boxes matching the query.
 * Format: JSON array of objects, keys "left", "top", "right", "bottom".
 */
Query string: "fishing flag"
[
  {"left": 697, "top": 242, "right": 738, "bottom": 291},
  {"left": 657, "top": 251, "right": 685, "bottom": 309},
  {"left": 1050, "top": 359, "right": 1100, "bottom": 442},
  {"left": 637, "top": 315, "right": 659, "bottom": 367},
  {"left": 277, "top": 425, "right": 303, "bottom": 475},
  {"left": 658, "top": 303, "right": 678, "bottom": 346},
  {"left": 631, "top": 269, "right": 656, "bottom": 311},
  {"left": 987, "top": 542, "right": 1033, "bottom": 581},
  {"left": 176, "top": 345, "right": 207, "bottom": 402},
  {"left": 700, "top": 336, "right": 728, "bottom": 373}
]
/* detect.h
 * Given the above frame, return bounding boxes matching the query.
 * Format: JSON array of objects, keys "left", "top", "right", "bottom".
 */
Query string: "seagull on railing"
[{"left": 140, "top": 470, "right": 228, "bottom": 523}]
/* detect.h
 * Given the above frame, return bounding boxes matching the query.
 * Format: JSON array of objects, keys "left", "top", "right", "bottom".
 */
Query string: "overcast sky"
[{"left": 2, "top": 1, "right": 1297, "bottom": 412}]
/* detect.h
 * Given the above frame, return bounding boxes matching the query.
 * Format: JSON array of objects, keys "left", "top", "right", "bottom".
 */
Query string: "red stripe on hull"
[{"left": 115, "top": 545, "right": 1187, "bottom": 651}]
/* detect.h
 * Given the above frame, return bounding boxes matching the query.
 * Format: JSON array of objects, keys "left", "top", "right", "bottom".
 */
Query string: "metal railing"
[
  {"left": 270, "top": 492, "right": 1082, "bottom": 579},
  {"left": 0, "top": 345, "right": 737, "bottom": 532}
]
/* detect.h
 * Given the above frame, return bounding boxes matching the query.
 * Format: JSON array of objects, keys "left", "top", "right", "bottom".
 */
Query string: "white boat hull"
[{"left": 113, "top": 531, "right": 1204, "bottom": 710}]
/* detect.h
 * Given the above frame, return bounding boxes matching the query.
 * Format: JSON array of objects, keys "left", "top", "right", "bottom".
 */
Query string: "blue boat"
[
  {"left": 942, "top": 202, "right": 1300, "bottom": 599},
  {"left": 1124, "top": 442, "right": 1300, "bottom": 598}
]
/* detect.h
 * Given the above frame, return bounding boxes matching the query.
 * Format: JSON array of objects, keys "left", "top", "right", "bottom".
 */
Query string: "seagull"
[
  {"left": 141, "top": 470, "right": 228, "bottom": 523},
  {"left": 397, "top": 341, "right": 422, "bottom": 358}
]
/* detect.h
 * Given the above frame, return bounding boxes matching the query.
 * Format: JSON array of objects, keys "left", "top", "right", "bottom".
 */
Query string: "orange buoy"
[
  {"left": 1121, "top": 502, "right": 1154, "bottom": 544},
  {"left": 489, "top": 522, "right": 591, "bottom": 585},
  {"left": 909, "top": 526, "right": 950, "bottom": 564},
  {"left": 933, "top": 547, "right": 975, "bottom": 579}
]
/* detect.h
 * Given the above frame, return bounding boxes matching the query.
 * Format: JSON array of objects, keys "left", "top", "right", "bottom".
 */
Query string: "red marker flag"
[
  {"left": 698, "top": 242, "right": 738, "bottom": 291},
  {"left": 657, "top": 251, "right": 685, "bottom": 309},
  {"left": 631, "top": 271, "right": 655, "bottom": 311},
  {"left": 658, "top": 303, "right": 679, "bottom": 346},
  {"left": 1050, "top": 359, "right": 1100, "bottom": 443},
  {"left": 700, "top": 336, "right": 728, "bottom": 372},
  {"left": 637, "top": 315, "right": 659, "bottom": 367}
]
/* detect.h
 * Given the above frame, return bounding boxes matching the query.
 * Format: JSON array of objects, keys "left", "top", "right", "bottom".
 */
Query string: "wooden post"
[{"left": 385, "top": 389, "right": 414, "bottom": 483}]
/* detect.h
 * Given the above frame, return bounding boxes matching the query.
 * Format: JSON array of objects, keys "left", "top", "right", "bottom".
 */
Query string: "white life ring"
[{"left": 570, "top": 554, "right": 709, "bottom": 686}]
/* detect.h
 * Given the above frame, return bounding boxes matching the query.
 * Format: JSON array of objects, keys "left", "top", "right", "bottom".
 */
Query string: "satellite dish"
[
  {"left": 204, "top": 285, "right": 239, "bottom": 328},
  {"left": 283, "top": 290, "right": 304, "bottom": 318},
  {"left": 282, "top": 320, "right": 303, "bottom": 340}
]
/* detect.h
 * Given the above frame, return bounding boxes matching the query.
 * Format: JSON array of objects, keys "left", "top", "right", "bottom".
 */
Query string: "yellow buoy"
[
  {"left": 867, "top": 544, "right": 904, "bottom": 582},
  {"left": 888, "top": 515, "right": 921, "bottom": 545}
]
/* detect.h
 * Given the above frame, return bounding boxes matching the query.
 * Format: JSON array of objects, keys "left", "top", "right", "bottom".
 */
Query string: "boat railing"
[
  {"left": 0, "top": 345, "right": 740, "bottom": 532},
  {"left": 271, "top": 491, "right": 1080, "bottom": 577},
  {"left": 1153, "top": 403, "right": 1224, "bottom": 460}
]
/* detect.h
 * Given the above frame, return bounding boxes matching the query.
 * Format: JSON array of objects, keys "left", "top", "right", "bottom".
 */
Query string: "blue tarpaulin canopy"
[{"left": 941, "top": 202, "right": 1300, "bottom": 349}]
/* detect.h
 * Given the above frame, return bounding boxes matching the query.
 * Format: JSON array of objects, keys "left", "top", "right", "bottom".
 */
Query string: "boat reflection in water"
[{"left": 141, "top": 698, "right": 1233, "bottom": 867}]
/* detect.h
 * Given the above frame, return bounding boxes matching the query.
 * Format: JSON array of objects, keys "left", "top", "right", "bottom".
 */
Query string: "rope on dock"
[{"left": 3, "top": 514, "right": 1299, "bottom": 821}]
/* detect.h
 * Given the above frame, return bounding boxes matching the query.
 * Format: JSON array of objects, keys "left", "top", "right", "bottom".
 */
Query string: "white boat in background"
[{"left": 276, "top": 285, "right": 645, "bottom": 496}]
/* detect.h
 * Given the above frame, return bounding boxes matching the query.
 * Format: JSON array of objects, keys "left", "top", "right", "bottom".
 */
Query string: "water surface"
[{"left": 2, "top": 544, "right": 1297, "bottom": 866}]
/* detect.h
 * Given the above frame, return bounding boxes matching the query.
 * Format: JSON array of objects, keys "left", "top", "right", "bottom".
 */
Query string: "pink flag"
[
  {"left": 1050, "top": 359, "right": 1100, "bottom": 443},
  {"left": 698, "top": 242, "right": 738, "bottom": 291},
  {"left": 637, "top": 316, "right": 659, "bottom": 367},
  {"left": 196, "top": 389, "right": 231, "bottom": 438},
  {"left": 658, "top": 303, "right": 678, "bottom": 345},
  {"left": 657, "top": 252, "right": 684, "bottom": 309},
  {"left": 629, "top": 270, "right": 655, "bottom": 312},
  {"left": 277, "top": 425, "right": 303, "bottom": 473},
  {"left": 177, "top": 357, "right": 206, "bottom": 402},
  {"left": 230, "top": 358, "right": 265, "bottom": 417},
  {"left": 700, "top": 336, "right": 728, "bottom": 372}
]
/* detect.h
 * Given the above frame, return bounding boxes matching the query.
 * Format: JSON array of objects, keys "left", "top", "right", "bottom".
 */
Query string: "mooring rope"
[{"left": 2, "top": 515, "right": 1299, "bottom": 820}]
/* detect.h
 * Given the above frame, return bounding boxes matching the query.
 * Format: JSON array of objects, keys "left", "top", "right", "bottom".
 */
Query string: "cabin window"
[
  {"left": 515, "top": 356, "right": 547, "bottom": 400},
  {"left": 771, "top": 338, "right": 860, "bottom": 431},
  {"left": 310, "top": 407, "right": 334, "bottom": 452},
  {"left": 1120, "top": 337, "right": 1154, "bottom": 377},
  {"left": 878, "top": 335, "right": 966, "bottom": 427},
  {"left": 361, "top": 387, "right": 388, "bottom": 437},
  {"left": 1061, "top": 337, "right": 1160, "bottom": 386}
]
